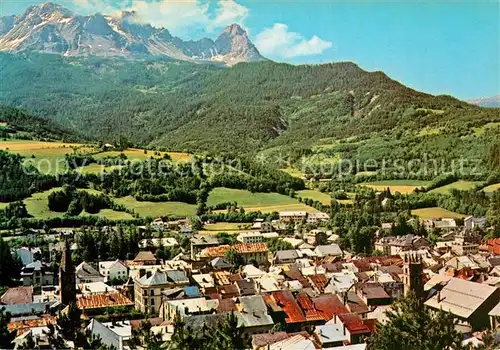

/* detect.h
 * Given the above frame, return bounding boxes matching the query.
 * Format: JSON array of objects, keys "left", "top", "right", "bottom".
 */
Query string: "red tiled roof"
[
  {"left": 313, "top": 294, "right": 349, "bottom": 319},
  {"left": 271, "top": 291, "right": 306, "bottom": 324},
  {"left": 233, "top": 243, "right": 269, "bottom": 254},
  {"left": 1, "top": 286, "right": 33, "bottom": 305},
  {"left": 308, "top": 274, "right": 329, "bottom": 293},
  {"left": 296, "top": 293, "right": 325, "bottom": 321},
  {"left": 8, "top": 316, "right": 56, "bottom": 335},
  {"left": 202, "top": 245, "right": 231, "bottom": 258},
  {"left": 337, "top": 313, "right": 371, "bottom": 335},
  {"left": 484, "top": 238, "right": 500, "bottom": 255},
  {"left": 283, "top": 267, "right": 310, "bottom": 288},
  {"left": 77, "top": 292, "right": 134, "bottom": 310},
  {"left": 134, "top": 251, "right": 157, "bottom": 262}
]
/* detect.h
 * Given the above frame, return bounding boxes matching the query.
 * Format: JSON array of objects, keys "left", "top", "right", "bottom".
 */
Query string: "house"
[
  {"left": 87, "top": 319, "right": 131, "bottom": 350},
  {"left": 464, "top": 216, "right": 486, "bottom": 231},
  {"left": 424, "top": 278, "right": 500, "bottom": 330},
  {"left": 190, "top": 235, "right": 220, "bottom": 259},
  {"left": 0, "top": 286, "right": 33, "bottom": 305},
  {"left": 20, "top": 261, "right": 54, "bottom": 287},
  {"left": 235, "top": 295, "right": 274, "bottom": 334},
  {"left": 423, "top": 218, "right": 457, "bottom": 232},
  {"left": 134, "top": 269, "right": 190, "bottom": 314},
  {"left": 138, "top": 238, "right": 179, "bottom": 249},
  {"left": 354, "top": 282, "right": 392, "bottom": 306},
  {"left": 314, "top": 324, "right": 348, "bottom": 348},
  {"left": 15, "top": 247, "right": 41, "bottom": 266},
  {"left": 132, "top": 251, "right": 158, "bottom": 266},
  {"left": 306, "top": 212, "right": 330, "bottom": 224},
  {"left": 233, "top": 243, "right": 269, "bottom": 265},
  {"left": 374, "top": 235, "right": 429, "bottom": 255},
  {"left": 77, "top": 292, "right": 134, "bottom": 312},
  {"left": 78, "top": 282, "right": 117, "bottom": 295},
  {"left": 333, "top": 313, "right": 371, "bottom": 344},
  {"left": 314, "top": 244, "right": 342, "bottom": 258},
  {"left": 251, "top": 220, "right": 273, "bottom": 233},
  {"left": 99, "top": 260, "right": 128, "bottom": 282},
  {"left": 274, "top": 250, "right": 299, "bottom": 264},
  {"left": 75, "top": 262, "right": 104, "bottom": 284},
  {"left": 210, "top": 257, "right": 233, "bottom": 270},
  {"left": 481, "top": 238, "right": 500, "bottom": 255},
  {"left": 279, "top": 211, "right": 307, "bottom": 224},
  {"left": 237, "top": 232, "right": 264, "bottom": 244},
  {"left": 161, "top": 297, "right": 220, "bottom": 321}
]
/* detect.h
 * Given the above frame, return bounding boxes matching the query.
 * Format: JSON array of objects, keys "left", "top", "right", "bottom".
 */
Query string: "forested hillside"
[{"left": 0, "top": 53, "right": 498, "bottom": 168}]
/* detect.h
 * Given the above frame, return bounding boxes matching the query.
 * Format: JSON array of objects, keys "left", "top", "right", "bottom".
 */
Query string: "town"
[{"left": 2, "top": 210, "right": 499, "bottom": 349}]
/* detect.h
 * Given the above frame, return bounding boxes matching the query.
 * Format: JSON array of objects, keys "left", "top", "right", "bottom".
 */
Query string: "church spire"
[{"left": 59, "top": 237, "right": 76, "bottom": 305}]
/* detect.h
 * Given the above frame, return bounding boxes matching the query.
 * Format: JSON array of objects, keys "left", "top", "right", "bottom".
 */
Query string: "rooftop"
[
  {"left": 233, "top": 242, "right": 269, "bottom": 254},
  {"left": 1, "top": 286, "right": 33, "bottom": 305},
  {"left": 77, "top": 293, "right": 134, "bottom": 310}
]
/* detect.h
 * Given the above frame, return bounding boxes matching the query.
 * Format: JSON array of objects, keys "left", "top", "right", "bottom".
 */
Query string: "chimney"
[
  {"left": 437, "top": 291, "right": 441, "bottom": 303},
  {"left": 139, "top": 269, "right": 146, "bottom": 278},
  {"left": 146, "top": 271, "right": 152, "bottom": 279}
]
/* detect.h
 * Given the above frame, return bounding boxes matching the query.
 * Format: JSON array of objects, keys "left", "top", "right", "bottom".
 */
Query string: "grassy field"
[
  {"left": 81, "top": 209, "right": 135, "bottom": 221},
  {"left": 94, "top": 149, "right": 191, "bottom": 163},
  {"left": 208, "top": 188, "right": 301, "bottom": 208},
  {"left": 483, "top": 183, "right": 500, "bottom": 194},
  {"left": 297, "top": 190, "right": 331, "bottom": 205},
  {"left": 280, "top": 167, "right": 305, "bottom": 179},
  {"left": 473, "top": 122, "right": 500, "bottom": 136},
  {"left": 0, "top": 140, "right": 94, "bottom": 174},
  {"left": 77, "top": 164, "right": 122, "bottom": 174},
  {"left": 114, "top": 196, "right": 196, "bottom": 218},
  {"left": 0, "top": 202, "right": 9, "bottom": 210},
  {"left": 430, "top": 180, "right": 483, "bottom": 194},
  {"left": 22, "top": 188, "right": 132, "bottom": 220},
  {"left": 358, "top": 180, "right": 429, "bottom": 194},
  {"left": 242, "top": 203, "right": 318, "bottom": 213},
  {"left": 417, "top": 127, "right": 442, "bottom": 137},
  {"left": 411, "top": 207, "right": 466, "bottom": 220}
]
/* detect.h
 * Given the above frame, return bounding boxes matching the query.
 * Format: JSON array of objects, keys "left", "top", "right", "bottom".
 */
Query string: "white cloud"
[
  {"left": 255, "top": 23, "right": 332, "bottom": 59},
  {"left": 71, "top": 0, "right": 249, "bottom": 37}
]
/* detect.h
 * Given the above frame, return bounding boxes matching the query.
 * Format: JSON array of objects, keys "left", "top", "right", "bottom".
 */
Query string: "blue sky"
[{"left": 1, "top": 0, "right": 498, "bottom": 100}]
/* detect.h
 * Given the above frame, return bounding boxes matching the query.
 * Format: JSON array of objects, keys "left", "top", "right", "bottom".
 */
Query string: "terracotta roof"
[
  {"left": 337, "top": 313, "right": 371, "bottom": 335},
  {"left": 233, "top": 243, "right": 269, "bottom": 254},
  {"left": 252, "top": 331, "right": 310, "bottom": 348},
  {"left": 296, "top": 293, "right": 325, "bottom": 321},
  {"left": 484, "top": 238, "right": 500, "bottom": 255},
  {"left": 271, "top": 291, "right": 306, "bottom": 324},
  {"left": 308, "top": 274, "right": 329, "bottom": 293},
  {"left": 133, "top": 251, "right": 157, "bottom": 262},
  {"left": 313, "top": 294, "right": 349, "bottom": 319},
  {"left": 202, "top": 245, "right": 231, "bottom": 258},
  {"left": 77, "top": 292, "right": 134, "bottom": 310},
  {"left": 8, "top": 316, "right": 56, "bottom": 335},
  {"left": 1, "top": 286, "right": 33, "bottom": 305}
]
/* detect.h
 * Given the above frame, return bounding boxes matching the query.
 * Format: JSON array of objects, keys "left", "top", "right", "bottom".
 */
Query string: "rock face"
[{"left": 0, "top": 2, "right": 266, "bottom": 65}]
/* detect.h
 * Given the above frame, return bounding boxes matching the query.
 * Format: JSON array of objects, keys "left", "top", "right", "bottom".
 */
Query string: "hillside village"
[{"left": 2, "top": 210, "right": 500, "bottom": 349}]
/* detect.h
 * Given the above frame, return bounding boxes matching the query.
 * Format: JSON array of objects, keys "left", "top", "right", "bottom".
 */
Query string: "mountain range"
[
  {"left": 0, "top": 2, "right": 265, "bottom": 65},
  {"left": 468, "top": 95, "right": 500, "bottom": 108}
]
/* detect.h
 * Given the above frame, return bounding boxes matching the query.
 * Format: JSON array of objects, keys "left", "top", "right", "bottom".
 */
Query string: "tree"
[
  {"left": 224, "top": 249, "right": 244, "bottom": 268},
  {"left": 367, "top": 292, "right": 462, "bottom": 350},
  {"left": 0, "top": 236, "right": 22, "bottom": 285},
  {"left": 211, "top": 312, "right": 249, "bottom": 350},
  {"left": 168, "top": 313, "right": 195, "bottom": 350},
  {"left": 0, "top": 307, "right": 16, "bottom": 349}
]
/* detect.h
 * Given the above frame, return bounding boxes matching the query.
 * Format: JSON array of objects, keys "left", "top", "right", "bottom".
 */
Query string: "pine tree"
[
  {"left": 367, "top": 292, "right": 463, "bottom": 350},
  {"left": 168, "top": 313, "right": 195, "bottom": 350},
  {"left": 0, "top": 307, "right": 16, "bottom": 349}
]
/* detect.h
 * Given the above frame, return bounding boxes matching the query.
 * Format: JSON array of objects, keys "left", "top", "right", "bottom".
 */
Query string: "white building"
[
  {"left": 236, "top": 232, "right": 264, "bottom": 244},
  {"left": 99, "top": 260, "right": 128, "bottom": 282}
]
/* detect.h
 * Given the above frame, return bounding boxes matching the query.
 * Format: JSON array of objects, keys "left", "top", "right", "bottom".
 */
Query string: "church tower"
[
  {"left": 59, "top": 238, "right": 76, "bottom": 305},
  {"left": 403, "top": 253, "right": 424, "bottom": 299}
]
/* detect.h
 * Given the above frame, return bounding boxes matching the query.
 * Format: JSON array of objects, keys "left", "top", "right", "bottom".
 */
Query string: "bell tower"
[
  {"left": 59, "top": 238, "right": 76, "bottom": 305},
  {"left": 403, "top": 253, "right": 424, "bottom": 299}
]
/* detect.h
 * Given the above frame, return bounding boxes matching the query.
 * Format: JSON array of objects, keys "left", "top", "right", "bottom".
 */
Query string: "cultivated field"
[
  {"left": 243, "top": 203, "right": 318, "bottom": 213},
  {"left": 94, "top": 149, "right": 191, "bottom": 163},
  {"left": 0, "top": 140, "right": 94, "bottom": 174},
  {"left": 358, "top": 180, "right": 429, "bottom": 194},
  {"left": 297, "top": 190, "right": 332, "bottom": 205},
  {"left": 81, "top": 209, "right": 135, "bottom": 221},
  {"left": 429, "top": 180, "right": 483, "bottom": 194},
  {"left": 280, "top": 167, "right": 305, "bottom": 179},
  {"left": 199, "top": 222, "right": 255, "bottom": 235},
  {"left": 114, "top": 196, "right": 196, "bottom": 218},
  {"left": 411, "top": 207, "right": 466, "bottom": 220}
]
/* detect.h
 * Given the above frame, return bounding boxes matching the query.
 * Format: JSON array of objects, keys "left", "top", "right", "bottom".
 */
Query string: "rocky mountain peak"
[
  {"left": 0, "top": 3, "right": 266, "bottom": 65},
  {"left": 223, "top": 23, "right": 247, "bottom": 37}
]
